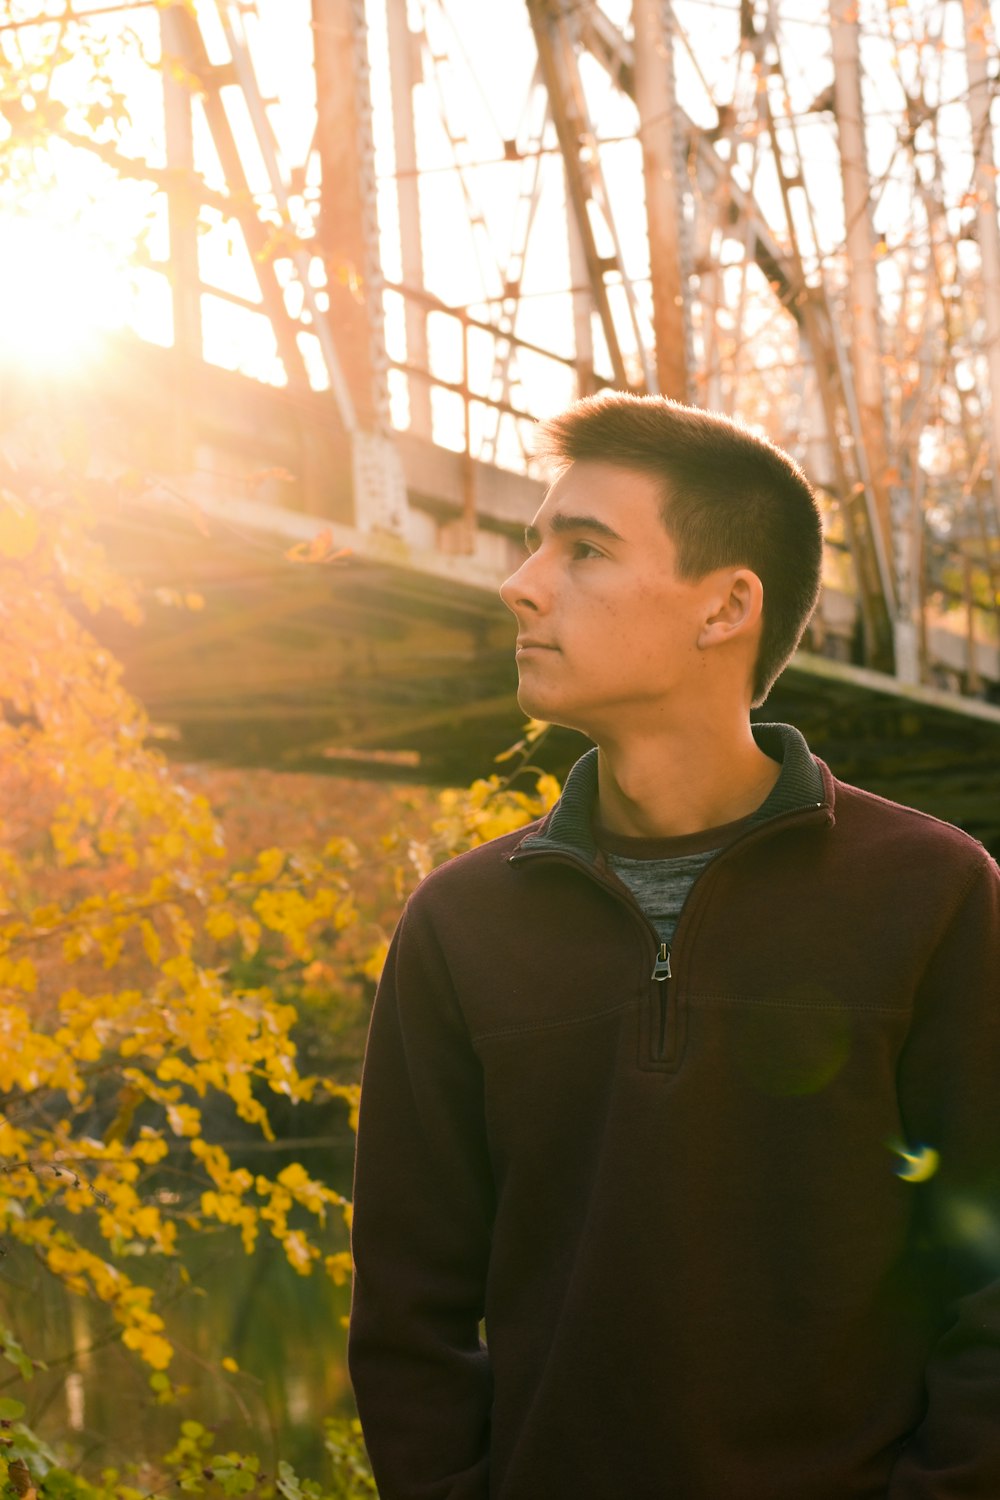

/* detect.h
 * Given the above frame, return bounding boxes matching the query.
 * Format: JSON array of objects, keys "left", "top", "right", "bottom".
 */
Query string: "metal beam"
[
  {"left": 961, "top": 0, "right": 1000, "bottom": 528},
  {"left": 163, "top": 5, "right": 312, "bottom": 388},
  {"left": 565, "top": 158, "right": 597, "bottom": 395},
  {"left": 632, "top": 0, "right": 689, "bottom": 399},
  {"left": 759, "top": 63, "right": 893, "bottom": 668},
  {"left": 829, "top": 0, "right": 894, "bottom": 572},
  {"left": 525, "top": 0, "right": 631, "bottom": 389},
  {"left": 160, "top": 7, "right": 201, "bottom": 365},
  {"left": 312, "top": 0, "right": 388, "bottom": 431},
  {"left": 214, "top": 1, "right": 358, "bottom": 432},
  {"left": 386, "top": 0, "right": 432, "bottom": 438},
  {"left": 578, "top": 0, "right": 802, "bottom": 325}
]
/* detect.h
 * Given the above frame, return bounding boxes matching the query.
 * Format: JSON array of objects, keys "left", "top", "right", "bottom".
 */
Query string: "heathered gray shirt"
[{"left": 597, "top": 724, "right": 823, "bottom": 945}]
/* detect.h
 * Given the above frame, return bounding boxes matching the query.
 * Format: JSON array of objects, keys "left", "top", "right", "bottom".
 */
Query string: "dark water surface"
[{"left": 2, "top": 1124, "right": 358, "bottom": 1482}]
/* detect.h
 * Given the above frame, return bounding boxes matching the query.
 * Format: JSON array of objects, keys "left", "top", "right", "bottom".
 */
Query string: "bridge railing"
[
  {"left": 376, "top": 285, "right": 999, "bottom": 702},
  {"left": 381, "top": 280, "right": 585, "bottom": 522}
]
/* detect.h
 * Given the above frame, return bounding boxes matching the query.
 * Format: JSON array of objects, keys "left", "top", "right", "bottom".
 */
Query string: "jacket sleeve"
[
  {"left": 889, "top": 854, "right": 1000, "bottom": 1497},
  {"left": 348, "top": 895, "right": 495, "bottom": 1500}
]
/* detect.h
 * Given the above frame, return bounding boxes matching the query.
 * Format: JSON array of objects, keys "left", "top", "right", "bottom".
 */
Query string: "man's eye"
[{"left": 572, "top": 541, "right": 603, "bottom": 560}]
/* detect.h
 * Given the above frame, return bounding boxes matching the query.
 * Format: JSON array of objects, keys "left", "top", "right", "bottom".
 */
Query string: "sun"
[{"left": 0, "top": 207, "right": 139, "bottom": 372}]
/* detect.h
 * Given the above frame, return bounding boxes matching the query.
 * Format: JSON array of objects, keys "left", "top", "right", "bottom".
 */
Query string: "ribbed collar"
[{"left": 514, "top": 723, "right": 825, "bottom": 864}]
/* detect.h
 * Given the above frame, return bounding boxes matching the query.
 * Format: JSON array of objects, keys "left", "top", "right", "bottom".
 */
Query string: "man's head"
[{"left": 500, "top": 393, "right": 822, "bottom": 732}]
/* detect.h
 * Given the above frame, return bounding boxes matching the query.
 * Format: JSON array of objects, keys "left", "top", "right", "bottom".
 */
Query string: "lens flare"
[{"left": 891, "top": 1143, "right": 940, "bottom": 1183}]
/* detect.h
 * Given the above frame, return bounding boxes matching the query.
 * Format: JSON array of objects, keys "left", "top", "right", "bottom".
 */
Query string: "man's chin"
[{"left": 515, "top": 686, "right": 587, "bottom": 737}]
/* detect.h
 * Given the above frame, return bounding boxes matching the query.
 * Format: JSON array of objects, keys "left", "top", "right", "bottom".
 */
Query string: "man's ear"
[{"left": 697, "top": 569, "right": 764, "bottom": 649}]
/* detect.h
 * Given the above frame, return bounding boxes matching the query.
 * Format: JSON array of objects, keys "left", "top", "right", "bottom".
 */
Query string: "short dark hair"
[{"left": 534, "top": 392, "right": 823, "bottom": 705}]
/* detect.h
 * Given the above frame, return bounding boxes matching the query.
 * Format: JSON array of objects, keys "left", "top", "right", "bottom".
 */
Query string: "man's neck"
[{"left": 595, "top": 722, "right": 781, "bottom": 839}]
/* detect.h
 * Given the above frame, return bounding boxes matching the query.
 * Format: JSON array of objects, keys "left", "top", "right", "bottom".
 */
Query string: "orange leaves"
[
  {"left": 0, "top": 491, "right": 40, "bottom": 560},
  {"left": 284, "top": 527, "right": 352, "bottom": 565},
  {"left": 152, "top": 587, "right": 206, "bottom": 611}
]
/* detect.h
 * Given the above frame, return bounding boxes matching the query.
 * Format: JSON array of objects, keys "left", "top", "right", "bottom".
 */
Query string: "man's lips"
[{"left": 515, "top": 639, "right": 558, "bottom": 654}]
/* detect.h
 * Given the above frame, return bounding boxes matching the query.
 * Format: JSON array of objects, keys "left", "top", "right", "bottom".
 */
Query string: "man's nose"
[{"left": 499, "top": 552, "right": 544, "bottom": 616}]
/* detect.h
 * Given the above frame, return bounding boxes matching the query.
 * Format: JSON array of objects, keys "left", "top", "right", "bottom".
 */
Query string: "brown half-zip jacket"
[{"left": 349, "top": 731, "right": 1000, "bottom": 1499}]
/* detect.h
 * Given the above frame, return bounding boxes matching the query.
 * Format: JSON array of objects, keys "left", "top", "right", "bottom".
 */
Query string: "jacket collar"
[{"left": 512, "top": 723, "right": 833, "bottom": 865}]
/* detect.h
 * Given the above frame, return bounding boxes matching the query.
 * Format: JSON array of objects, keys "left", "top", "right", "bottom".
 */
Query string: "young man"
[{"left": 348, "top": 395, "right": 1000, "bottom": 1498}]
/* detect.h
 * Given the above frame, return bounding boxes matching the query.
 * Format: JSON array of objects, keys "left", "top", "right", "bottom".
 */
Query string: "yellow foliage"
[
  {"left": 362, "top": 938, "right": 389, "bottom": 984},
  {"left": 0, "top": 489, "right": 41, "bottom": 559},
  {"left": 165, "top": 1102, "right": 202, "bottom": 1138},
  {"left": 204, "top": 907, "right": 237, "bottom": 941},
  {"left": 325, "top": 1250, "right": 354, "bottom": 1286},
  {"left": 0, "top": 481, "right": 373, "bottom": 1377},
  {"left": 0, "top": 955, "right": 38, "bottom": 992},
  {"left": 283, "top": 1230, "right": 319, "bottom": 1275},
  {"left": 419, "top": 728, "right": 558, "bottom": 868}
]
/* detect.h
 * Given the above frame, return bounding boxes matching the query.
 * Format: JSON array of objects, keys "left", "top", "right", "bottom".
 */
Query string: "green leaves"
[
  {"left": 202, "top": 1456, "right": 259, "bottom": 1498},
  {"left": 0, "top": 1329, "right": 37, "bottom": 1384},
  {"left": 24, "top": 1469, "right": 101, "bottom": 1500},
  {"left": 0, "top": 1403, "right": 377, "bottom": 1500}
]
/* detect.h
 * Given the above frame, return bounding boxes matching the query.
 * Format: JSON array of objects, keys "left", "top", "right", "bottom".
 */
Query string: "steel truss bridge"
[{"left": 3, "top": 0, "right": 1000, "bottom": 848}]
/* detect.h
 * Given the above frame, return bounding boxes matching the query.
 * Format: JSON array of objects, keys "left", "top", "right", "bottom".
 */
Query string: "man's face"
[{"left": 499, "top": 461, "right": 714, "bottom": 738}]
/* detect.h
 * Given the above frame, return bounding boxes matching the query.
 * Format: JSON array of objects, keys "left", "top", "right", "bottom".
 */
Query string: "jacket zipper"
[
  {"left": 652, "top": 943, "right": 672, "bottom": 982},
  {"left": 652, "top": 943, "right": 672, "bottom": 1058},
  {"left": 507, "top": 843, "right": 679, "bottom": 1062},
  {"left": 510, "top": 798, "right": 828, "bottom": 1069}
]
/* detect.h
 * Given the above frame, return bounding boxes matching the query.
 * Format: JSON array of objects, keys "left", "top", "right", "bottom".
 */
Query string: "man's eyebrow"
[{"left": 523, "top": 512, "right": 626, "bottom": 548}]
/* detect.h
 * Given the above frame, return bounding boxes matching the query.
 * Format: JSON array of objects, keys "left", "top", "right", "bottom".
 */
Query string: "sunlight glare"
[{"left": 0, "top": 213, "right": 132, "bottom": 371}]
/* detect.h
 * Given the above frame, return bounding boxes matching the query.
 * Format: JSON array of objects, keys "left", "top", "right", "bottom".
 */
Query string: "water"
[{"left": 2, "top": 1117, "right": 358, "bottom": 1484}]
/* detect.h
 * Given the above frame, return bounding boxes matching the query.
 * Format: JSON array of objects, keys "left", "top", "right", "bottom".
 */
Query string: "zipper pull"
[{"left": 651, "top": 943, "right": 672, "bottom": 982}]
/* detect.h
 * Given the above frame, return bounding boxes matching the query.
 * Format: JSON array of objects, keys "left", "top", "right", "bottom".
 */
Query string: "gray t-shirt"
[
  {"left": 600, "top": 820, "right": 748, "bottom": 945},
  {"left": 596, "top": 725, "right": 824, "bottom": 945}
]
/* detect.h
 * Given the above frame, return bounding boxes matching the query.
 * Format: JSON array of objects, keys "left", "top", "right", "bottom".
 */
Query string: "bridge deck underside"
[{"left": 94, "top": 500, "right": 1000, "bottom": 857}]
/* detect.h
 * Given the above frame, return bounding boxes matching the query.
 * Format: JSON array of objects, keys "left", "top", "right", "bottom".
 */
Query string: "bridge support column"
[
  {"left": 313, "top": 0, "right": 388, "bottom": 435},
  {"left": 386, "top": 0, "right": 432, "bottom": 439},
  {"left": 632, "top": 0, "right": 690, "bottom": 401},
  {"left": 962, "top": 0, "right": 1000, "bottom": 529},
  {"left": 830, "top": 0, "right": 896, "bottom": 598}
]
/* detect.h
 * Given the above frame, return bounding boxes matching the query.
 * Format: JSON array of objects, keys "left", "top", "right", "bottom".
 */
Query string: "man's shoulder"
[
  {"left": 410, "top": 817, "right": 547, "bottom": 905},
  {"left": 829, "top": 770, "right": 995, "bottom": 875}
]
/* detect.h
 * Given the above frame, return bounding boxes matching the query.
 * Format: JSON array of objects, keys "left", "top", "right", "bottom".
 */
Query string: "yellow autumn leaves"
[
  {"left": 0, "top": 491, "right": 40, "bottom": 561},
  {"left": 0, "top": 481, "right": 366, "bottom": 1379}
]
